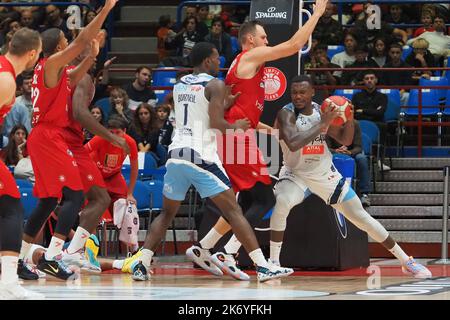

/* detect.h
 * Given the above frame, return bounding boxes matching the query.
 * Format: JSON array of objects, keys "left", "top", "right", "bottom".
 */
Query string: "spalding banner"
[
  {"left": 250, "top": 0, "right": 294, "bottom": 25},
  {"left": 263, "top": 67, "right": 287, "bottom": 101}
]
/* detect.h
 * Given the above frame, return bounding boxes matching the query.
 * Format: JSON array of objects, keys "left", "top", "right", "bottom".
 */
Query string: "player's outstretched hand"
[
  {"left": 224, "top": 84, "right": 241, "bottom": 110},
  {"left": 312, "top": 0, "right": 328, "bottom": 17},
  {"left": 234, "top": 118, "right": 251, "bottom": 131},
  {"left": 103, "top": 0, "right": 118, "bottom": 12},
  {"left": 112, "top": 136, "right": 130, "bottom": 154}
]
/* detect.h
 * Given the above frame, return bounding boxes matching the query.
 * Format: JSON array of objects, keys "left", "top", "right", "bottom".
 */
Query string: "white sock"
[
  {"left": 224, "top": 235, "right": 242, "bottom": 254},
  {"left": 389, "top": 244, "right": 409, "bottom": 264},
  {"left": 66, "top": 227, "right": 90, "bottom": 254},
  {"left": 248, "top": 248, "right": 268, "bottom": 268},
  {"left": 1, "top": 256, "right": 19, "bottom": 284},
  {"left": 112, "top": 260, "right": 124, "bottom": 270},
  {"left": 199, "top": 228, "right": 222, "bottom": 250},
  {"left": 45, "top": 237, "right": 65, "bottom": 260},
  {"left": 270, "top": 241, "right": 283, "bottom": 264},
  {"left": 140, "top": 249, "right": 154, "bottom": 269},
  {"left": 19, "top": 240, "right": 32, "bottom": 260}
]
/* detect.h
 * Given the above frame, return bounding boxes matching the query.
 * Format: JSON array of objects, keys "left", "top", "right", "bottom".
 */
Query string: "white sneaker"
[
  {"left": 0, "top": 281, "right": 44, "bottom": 300},
  {"left": 210, "top": 252, "right": 250, "bottom": 281},
  {"left": 402, "top": 257, "right": 432, "bottom": 279},
  {"left": 256, "top": 262, "right": 294, "bottom": 282},
  {"left": 186, "top": 245, "right": 223, "bottom": 276},
  {"left": 62, "top": 249, "right": 101, "bottom": 274}
]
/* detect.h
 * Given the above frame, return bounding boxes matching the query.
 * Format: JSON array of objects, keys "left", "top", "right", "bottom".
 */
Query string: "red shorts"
[
  {"left": 65, "top": 131, "right": 106, "bottom": 193},
  {"left": 0, "top": 160, "right": 20, "bottom": 198},
  {"left": 104, "top": 173, "right": 127, "bottom": 214},
  {"left": 28, "top": 125, "right": 83, "bottom": 198},
  {"left": 218, "top": 129, "right": 271, "bottom": 192}
]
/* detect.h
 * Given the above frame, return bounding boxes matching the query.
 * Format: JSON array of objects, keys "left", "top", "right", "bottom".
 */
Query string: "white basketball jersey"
[
  {"left": 280, "top": 102, "right": 332, "bottom": 175},
  {"left": 169, "top": 73, "right": 219, "bottom": 163}
]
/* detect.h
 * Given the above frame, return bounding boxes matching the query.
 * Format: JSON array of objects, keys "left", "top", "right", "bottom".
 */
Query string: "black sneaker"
[
  {"left": 17, "top": 259, "right": 39, "bottom": 280},
  {"left": 37, "top": 254, "right": 76, "bottom": 280},
  {"left": 131, "top": 261, "right": 150, "bottom": 281}
]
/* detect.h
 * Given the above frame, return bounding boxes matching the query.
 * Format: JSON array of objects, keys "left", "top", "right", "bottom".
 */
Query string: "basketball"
[{"left": 320, "top": 95, "right": 353, "bottom": 126}]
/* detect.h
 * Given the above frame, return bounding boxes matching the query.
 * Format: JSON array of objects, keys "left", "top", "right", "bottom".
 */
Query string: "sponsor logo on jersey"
[
  {"left": 302, "top": 145, "right": 325, "bottom": 155},
  {"left": 263, "top": 67, "right": 287, "bottom": 101}
]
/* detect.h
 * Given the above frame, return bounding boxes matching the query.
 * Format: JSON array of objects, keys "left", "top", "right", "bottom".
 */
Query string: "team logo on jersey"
[
  {"left": 263, "top": 67, "right": 287, "bottom": 101},
  {"left": 59, "top": 175, "right": 66, "bottom": 182},
  {"left": 106, "top": 154, "right": 119, "bottom": 168},
  {"left": 67, "top": 149, "right": 73, "bottom": 157},
  {"left": 87, "top": 174, "right": 94, "bottom": 181}
]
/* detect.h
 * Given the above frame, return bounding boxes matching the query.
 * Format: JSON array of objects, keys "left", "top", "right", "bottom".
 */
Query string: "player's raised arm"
[
  {"left": 243, "top": 0, "right": 327, "bottom": 66},
  {"left": 44, "top": 0, "right": 118, "bottom": 87}
]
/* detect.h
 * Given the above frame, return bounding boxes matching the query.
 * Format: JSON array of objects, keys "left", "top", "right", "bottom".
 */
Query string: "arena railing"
[{"left": 107, "top": 65, "right": 450, "bottom": 158}]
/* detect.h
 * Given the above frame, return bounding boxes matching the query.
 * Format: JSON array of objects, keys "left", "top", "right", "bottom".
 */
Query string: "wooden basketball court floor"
[{"left": 20, "top": 258, "right": 450, "bottom": 300}]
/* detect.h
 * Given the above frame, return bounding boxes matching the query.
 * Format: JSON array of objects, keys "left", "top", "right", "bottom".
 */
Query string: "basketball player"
[
  {"left": 270, "top": 75, "right": 431, "bottom": 279},
  {"left": 187, "top": 0, "right": 328, "bottom": 280},
  {"left": 60, "top": 35, "right": 130, "bottom": 272},
  {"left": 22, "top": 0, "right": 119, "bottom": 280},
  {"left": 0, "top": 28, "right": 43, "bottom": 299},
  {"left": 124, "top": 42, "right": 293, "bottom": 282}
]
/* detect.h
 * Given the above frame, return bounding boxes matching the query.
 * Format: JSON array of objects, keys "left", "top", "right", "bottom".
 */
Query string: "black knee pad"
[
  {"left": 243, "top": 182, "right": 275, "bottom": 226},
  {"left": 24, "top": 197, "right": 58, "bottom": 238},
  {"left": 0, "top": 195, "right": 24, "bottom": 252},
  {"left": 54, "top": 188, "right": 84, "bottom": 236}
]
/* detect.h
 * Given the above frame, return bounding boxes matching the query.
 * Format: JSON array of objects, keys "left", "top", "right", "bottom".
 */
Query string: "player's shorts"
[
  {"left": 104, "top": 173, "right": 128, "bottom": 210},
  {"left": 0, "top": 160, "right": 20, "bottom": 198},
  {"left": 163, "top": 151, "right": 232, "bottom": 201},
  {"left": 65, "top": 132, "right": 106, "bottom": 193},
  {"left": 276, "top": 165, "right": 354, "bottom": 205},
  {"left": 218, "top": 129, "right": 271, "bottom": 192},
  {"left": 28, "top": 125, "right": 83, "bottom": 198}
]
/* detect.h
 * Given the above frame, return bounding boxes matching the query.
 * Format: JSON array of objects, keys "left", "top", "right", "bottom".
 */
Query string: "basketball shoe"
[
  {"left": 131, "top": 261, "right": 151, "bottom": 281},
  {"left": 186, "top": 245, "right": 223, "bottom": 276},
  {"left": 84, "top": 234, "right": 101, "bottom": 272},
  {"left": 37, "top": 254, "right": 76, "bottom": 280},
  {"left": 0, "top": 281, "right": 44, "bottom": 300},
  {"left": 121, "top": 249, "right": 143, "bottom": 274},
  {"left": 402, "top": 257, "right": 432, "bottom": 279},
  {"left": 210, "top": 252, "right": 250, "bottom": 281},
  {"left": 17, "top": 259, "right": 39, "bottom": 280},
  {"left": 62, "top": 249, "right": 101, "bottom": 273}
]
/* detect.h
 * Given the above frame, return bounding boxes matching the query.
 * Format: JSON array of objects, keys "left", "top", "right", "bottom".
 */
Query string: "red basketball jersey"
[
  {"left": 0, "top": 55, "right": 16, "bottom": 126},
  {"left": 31, "top": 58, "right": 73, "bottom": 128},
  {"left": 225, "top": 51, "right": 265, "bottom": 129}
]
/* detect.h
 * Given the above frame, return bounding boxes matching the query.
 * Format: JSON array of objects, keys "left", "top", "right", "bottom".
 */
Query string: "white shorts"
[{"left": 276, "top": 165, "right": 351, "bottom": 205}]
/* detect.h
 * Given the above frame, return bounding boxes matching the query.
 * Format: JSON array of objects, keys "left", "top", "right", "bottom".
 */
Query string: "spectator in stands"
[
  {"left": 385, "top": 5, "right": 414, "bottom": 37},
  {"left": 341, "top": 44, "right": 375, "bottom": 86},
  {"left": 0, "top": 18, "right": 21, "bottom": 47},
  {"left": 331, "top": 32, "right": 358, "bottom": 78},
  {"left": 407, "top": 15, "right": 450, "bottom": 65},
  {"left": 413, "top": 9, "right": 435, "bottom": 38},
  {"left": 195, "top": 5, "right": 210, "bottom": 39},
  {"left": 315, "top": 2, "right": 344, "bottom": 46},
  {"left": 155, "top": 104, "right": 173, "bottom": 149},
  {"left": 0, "top": 124, "right": 28, "bottom": 167},
  {"left": 169, "top": 16, "right": 204, "bottom": 59},
  {"left": 15, "top": 70, "right": 33, "bottom": 116},
  {"left": 352, "top": 70, "right": 388, "bottom": 152},
  {"left": 204, "top": 17, "right": 233, "bottom": 67},
  {"left": 123, "top": 66, "right": 157, "bottom": 110},
  {"left": 109, "top": 87, "right": 134, "bottom": 125},
  {"left": 198, "top": 4, "right": 212, "bottom": 29},
  {"left": 83, "top": 105, "right": 105, "bottom": 143},
  {"left": 327, "top": 120, "right": 371, "bottom": 207},
  {"left": 83, "top": 9, "right": 97, "bottom": 26},
  {"left": 220, "top": 5, "right": 241, "bottom": 37},
  {"left": 128, "top": 103, "right": 161, "bottom": 164},
  {"left": 306, "top": 44, "right": 340, "bottom": 103},
  {"left": 0, "top": 1, "right": 20, "bottom": 24},
  {"left": 41, "top": 4, "right": 71, "bottom": 40},
  {"left": 185, "top": 5, "right": 197, "bottom": 19},
  {"left": 157, "top": 14, "right": 176, "bottom": 62},
  {"left": 382, "top": 43, "right": 412, "bottom": 106},
  {"left": 370, "top": 36, "right": 389, "bottom": 68},
  {"left": 405, "top": 38, "right": 435, "bottom": 84},
  {"left": 353, "top": 3, "right": 408, "bottom": 47},
  {"left": 20, "top": 9, "right": 37, "bottom": 30}
]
